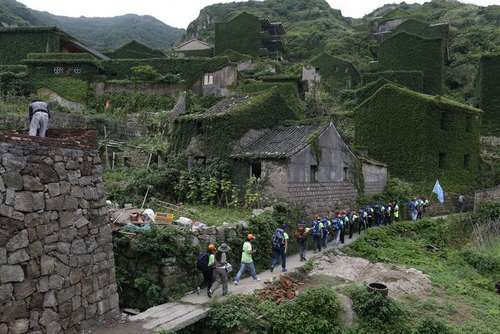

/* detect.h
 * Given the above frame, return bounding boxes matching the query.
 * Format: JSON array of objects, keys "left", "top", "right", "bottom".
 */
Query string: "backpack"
[
  {"left": 272, "top": 228, "right": 286, "bottom": 249},
  {"left": 196, "top": 252, "right": 210, "bottom": 272},
  {"left": 312, "top": 221, "right": 321, "bottom": 237}
]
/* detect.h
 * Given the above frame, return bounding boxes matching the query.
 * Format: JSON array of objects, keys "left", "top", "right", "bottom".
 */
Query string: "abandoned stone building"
[
  {"left": 0, "top": 130, "right": 119, "bottom": 333},
  {"left": 173, "top": 39, "right": 214, "bottom": 58},
  {"left": 355, "top": 84, "right": 481, "bottom": 185},
  {"left": 104, "top": 40, "right": 165, "bottom": 59},
  {"left": 0, "top": 26, "right": 109, "bottom": 65},
  {"left": 303, "top": 53, "right": 361, "bottom": 96},
  {"left": 214, "top": 12, "right": 286, "bottom": 58},
  {"left": 232, "top": 123, "right": 387, "bottom": 213},
  {"left": 477, "top": 53, "right": 500, "bottom": 136}
]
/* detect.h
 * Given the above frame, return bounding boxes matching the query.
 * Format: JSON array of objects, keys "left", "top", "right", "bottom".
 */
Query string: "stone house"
[
  {"left": 232, "top": 123, "right": 387, "bottom": 214},
  {"left": 173, "top": 39, "right": 214, "bottom": 58},
  {"left": 355, "top": 83, "right": 481, "bottom": 185},
  {"left": 197, "top": 64, "right": 238, "bottom": 97},
  {"left": 215, "top": 12, "right": 285, "bottom": 58},
  {"left": 0, "top": 26, "right": 109, "bottom": 65}
]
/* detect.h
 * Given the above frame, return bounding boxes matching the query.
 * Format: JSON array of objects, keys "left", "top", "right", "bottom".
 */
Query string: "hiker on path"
[
  {"left": 458, "top": 194, "right": 465, "bottom": 213},
  {"left": 295, "top": 223, "right": 308, "bottom": 261},
  {"left": 234, "top": 234, "right": 260, "bottom": 285},
  {"left": 210, "top": 243, "right": 231, "bottom": 298},
  {"left": 270, "top": 224, "right": 289, "bottom": 273},
  {"left": 311, "top": 216, "right": 323, "bottom": 252},
  {"left": 409, "top": 198, "right": 418, "bottom": 222},
  {"left": 321, "top": 217, "right": 330, "bottom": 248},
  {"left": 28, "top": 100, "right": 50, "bottom": 137},
  {"left": 332, "top": 214, "right": 342, "bottom": 246},
  {"left": 197, "top": 244, "right": 216, "bottom": 297},
  {"left": 393, "top": 202, "right": 400, "bottom": 222}
]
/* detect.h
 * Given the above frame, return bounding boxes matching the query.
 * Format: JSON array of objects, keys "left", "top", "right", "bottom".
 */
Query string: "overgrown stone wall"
[
  {"left": 0, "top": 130, "right": 119, "bottom": 333},
  {"left": 474, "top": 185, "right": 500, "bottom": 210}
]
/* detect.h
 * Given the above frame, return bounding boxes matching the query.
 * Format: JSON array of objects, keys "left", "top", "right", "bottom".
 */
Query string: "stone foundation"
[{"left": 0, "top": 129, "right": 119, "bottom": 333}]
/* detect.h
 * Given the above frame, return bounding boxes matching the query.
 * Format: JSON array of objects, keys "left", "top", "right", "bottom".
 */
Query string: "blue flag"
[{"left": 432, "top": 180, "right": 445, "bottom": 204}]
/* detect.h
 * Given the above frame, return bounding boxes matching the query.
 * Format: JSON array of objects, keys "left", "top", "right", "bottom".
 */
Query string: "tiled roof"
[
  {"left": 233, "top": 124, "right": 328, "bottom": 159},
  {"left": 204, "top": 96, "right": 250, "bottom": 116}
]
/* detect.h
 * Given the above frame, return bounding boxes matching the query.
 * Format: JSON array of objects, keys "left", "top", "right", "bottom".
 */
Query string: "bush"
[
  {"left": 208, "top": 295, "right": 262, "bottom": 334},
  {"left": 131, "top": 65, "right": 161, "bottom": 81},
  {"left": 349, "top": 286, "right": 408, "bottom": 333},
  {"left": 461, "top": 249, "right": 499, "bottom": 275},
  {"left": 414, "top": 318, "right": 453, "bottom": 334}
]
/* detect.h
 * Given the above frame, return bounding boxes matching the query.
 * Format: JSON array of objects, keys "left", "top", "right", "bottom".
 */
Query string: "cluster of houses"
[{"left": 0, "top": 11, "right": 494, "bottom": 212}]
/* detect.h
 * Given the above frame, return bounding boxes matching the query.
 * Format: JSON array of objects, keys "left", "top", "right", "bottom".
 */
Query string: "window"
[
  {"left": 344, "top": 167, "right": 349, "bottom": 181},
  {"left": 439, "top": 152, "right": 446, "bottom": 169},
  {"left": 440, "top": 112, "right": 450, "bottom": 130},
  {"left": 53, "top": 66, "right": 64, "bottom": 74},
  {"left": 463, "top": 154, "right": 470, "bottom": 169},
  {"left": 465, "top": 115, "right": 472, "bottom": 133},
  {"left": 73, "top": 66, "right": 82, "bottom": 74},
  {"left": 251, "top": 161, "right": 262, "bottom": 179},
  {"left": 203, "top": 73, "right": 214, "bottom": 86},
  {"left": 310, "top": 165, "right": 318, "bottom": 183}
]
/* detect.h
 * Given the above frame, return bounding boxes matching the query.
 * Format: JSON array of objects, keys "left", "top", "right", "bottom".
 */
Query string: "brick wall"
[
  {"left": 287, "top": 182, "right": 357, "bottom": 215},
  {"left": 0, "top": 130, "right": 119, "bottom": 333}
]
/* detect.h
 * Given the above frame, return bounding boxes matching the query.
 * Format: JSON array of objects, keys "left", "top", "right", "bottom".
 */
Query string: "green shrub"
[
  {"left": 31, "top": 75, "right": 90, "bottom": 103},
  {"left": 131, "top": 65, "right": 161, "bottom": 81},
  {"left": 414, "top": 318, "right": 453, "bottom": 334},
  {"left": 0, "top": 71, "right": 32, "bottom": 96},
  {"left": 362, "top": 70, "right": 424, "bottom": 92},
  {"left": 349, "top": 286, "right": 408, "bottom": 333},
  {"left": 208, "top": 295, "right": 262, "bottom": 334},
  {"left": 0, "top": 65, "right": 28, "bottom": 73},
  {"left": 461, "top": 249, "right": 499, "bottom": 275},
  {"left": 90, "top": 91, "right": 175, "bottom": 114}
]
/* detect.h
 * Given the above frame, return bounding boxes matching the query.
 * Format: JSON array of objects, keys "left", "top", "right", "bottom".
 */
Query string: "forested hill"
[
  {"left": 0, "top": 0, "right": 184, "bottom": 50},
  {"left": 187, "top": 0, "right": 500, "bottom": 101}
]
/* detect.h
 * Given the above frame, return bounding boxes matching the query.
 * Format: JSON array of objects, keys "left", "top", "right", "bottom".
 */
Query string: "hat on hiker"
[{"left": 218, "top": 243, "right": 231, "bottom": 252}]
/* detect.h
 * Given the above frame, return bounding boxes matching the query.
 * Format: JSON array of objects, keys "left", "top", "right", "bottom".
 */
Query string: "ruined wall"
[
  {"left": 362, "top": 162, "right": 388, "bottom": 196},
  {"left": 94, "top": 81, "right": 184, "bottom": 98},
  {"left": 0, "top": 130, "right": 119, "bottom": 333},
  {"left": 474, "top": 185, "right": 500, "bottom": 210}
]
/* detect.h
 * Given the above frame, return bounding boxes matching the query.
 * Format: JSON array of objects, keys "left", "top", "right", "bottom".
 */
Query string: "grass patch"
[
  {"left": 180, "top": 204, "right": 252, "bottom": 226},
  {"left": 32, "top": 75, "right": 89, "bottom": 103}
]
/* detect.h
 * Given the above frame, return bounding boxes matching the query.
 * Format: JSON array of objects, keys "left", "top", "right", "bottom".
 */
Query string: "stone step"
[{"left": 130, "top": 303, "right": 209, "bottom": 332}]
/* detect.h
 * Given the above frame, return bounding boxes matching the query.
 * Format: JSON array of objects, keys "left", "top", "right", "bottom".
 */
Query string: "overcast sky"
[{"left": 17, "top": 0, "right": 500, "bottom": 29}]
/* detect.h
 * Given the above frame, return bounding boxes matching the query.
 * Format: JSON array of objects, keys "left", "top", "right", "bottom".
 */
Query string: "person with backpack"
[
  {"left": 321, "top": 217, "right": 330, "bottom": 249},
  {"left": 311, "top": 216, "right": 323, "bottom": 253},
  {"left": 270, "top": 224, "right": 289, "bottom": 273},
  {"left": 295, "top": 223, "right": 308, "bottom": 261},
  {"left": 210, "top": 243, "right": 231, "bottom": 297},
  {"left": 393, "top": 202, "right": 400, "bottom": 222},
  {"left": 234, "top": 234, "right": 260, "bottom": 285},
  {"left": 332, "top": 214, "right": 342, "bottom": 246},
  {"left": 196, "top": 243, "right": 216, "bottom": 297}
]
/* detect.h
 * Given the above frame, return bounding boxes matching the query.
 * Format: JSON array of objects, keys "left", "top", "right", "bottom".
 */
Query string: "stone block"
[
  {"left": 29, "top": 241, "right": 43, "bottom": 258},
  {"left": 43, "top": 291, "right": 58, "bottom": 308},
  {"left": 71, "top": 240, "right": 87, "bottom": 255},
  {"left": 9, "top": 318, "right": 29, "bottom": 334},
  {"left": 2, "top": 153, "right": 26, "bottom": 172},
  {"left": 67, "top": 170, "right": 81, "bottom": 185},
  {"left": 47, "top": 183, "right": 61, "bottom": 197},
  {"left": 0, "top": 176, "right": 4, "bottom": 192},
  {"left": 0, "top": 248, "right": 6, "bottom": 265},
  {"left": 0, "top": 265, "right": 24, "bottom": 283},
  {"left": 46, "top": 321, "right": 61, "bottom": 334},
  {"left": 22, "top": 176, "right": 43, "bottom": 192},
  {"left": 39, "top": 309, "right": 59, "bottom": 327},
  {"left": 3, "top": 172, "right": 23, "bottom": 191},
  {"left": 8, "top": 249, "right": 30, "bottom": 265},
  {"left": 6, "top": 230, "right": 29, "bottom": 252},
  {"left": 5, "top": 189, "right": 15, "bottom": 205},
  {"left": 33, "top": 164, "right": 59, "bottom": 184},
  {"left": 14, "top": 280, "right": 35, "bottom": 299},
  {"left": 0, "top": 324, "right": 6, "bottom": 334},
  {"left": 14, "top": 192, "right": 33, "bottom": 213},
  {"left": 49, "top": 275, "right": 64, "bottom": 290},
  {"left": 38, "top": 276, "right": 49, "bottom": 292},
  {"left": 32, "top": 193, "right": 45, "bottom": 212},
  {"left": 40, "top": 256, "right": 55, "bottom": 276},
  {"left": 54, "top": 261, "right": 70, "bottom": 277},
  {"left": 0, "top": 283, "right": 13, "bottom": 301},
  {"left": 56, "top": 286, "right": 75, "bottom": 304},
  {"left": 45, "top": 196, "right": 63, "bottom": 211}
]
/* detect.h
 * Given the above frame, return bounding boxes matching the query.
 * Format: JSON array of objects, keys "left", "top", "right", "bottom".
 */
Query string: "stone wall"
[
  {"left": 94, "top": 82, "right": 185, "bottom": 98},
  {"left": 0, "top": 130, "right": 119, "bottom": 333},
  {"left": 287, "top": 182, "right": 357, "bottom": 215},
  {"left": 362, "top": 161, "right": 388, "bottom": 196},
  {"left": 0, "top": 112, "right": 145, "bottom": 140},
  {"left": 475, "top": 185, "right": 500, "bottom": 210}
]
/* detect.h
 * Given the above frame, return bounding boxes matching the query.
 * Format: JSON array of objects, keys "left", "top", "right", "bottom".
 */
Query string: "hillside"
[
  {"left": 0, "top": 0, "right": 184, "bottom": 50},
  {"left": 187, "top": 0, "right": 500, "bottom": 102}
]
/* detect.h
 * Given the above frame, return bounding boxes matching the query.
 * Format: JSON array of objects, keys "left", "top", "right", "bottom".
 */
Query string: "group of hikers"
[{"left": 196, "top": 198, "right": 431, "bottom": 298}]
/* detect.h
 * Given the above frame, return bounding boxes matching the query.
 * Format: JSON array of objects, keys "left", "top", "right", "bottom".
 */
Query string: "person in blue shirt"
[
  {"left": 409, "top": 198, "right": 418, "bottom": 222},
  {"left": 321, "top": 217, "right": 330, "bottom": 248},
  {"left": 311, "top": 216, "right": 323, "bottom": 253}
]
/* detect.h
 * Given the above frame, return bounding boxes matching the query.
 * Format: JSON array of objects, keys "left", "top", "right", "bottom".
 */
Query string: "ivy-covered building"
[
  {"left": 214, "top": 12, "right": 285, "bottom": 58},
  {"left": 304, "top": 53, "right": 361, "bottom": 94},
  {"left": 355, "top": 84, "right": 481, "bottom": 187},
  {"left": 362, "top": 70, "right": 424, "bottom": 93},
  {"left": 477, "top": 53, "right": 500, "bottom": 136},
  {"left": 232, "top": 123, "right": 387, "bottom": 214},
  {"left": 378, "top": 32, "right": 444, "bottom": 95},
  {"left": 105, "top": 40, "right": 165, "bottom": 59},
  {"left": 23, "top": 52, "right": 102, "bottom": 78},
  {"left": 173, "top": 39, "right": 214, "bottom": 58},
  {"left": 0, "top": 26, "right": 109, "bottom": 65},
  {"left": 170, "top": 88, "right": 301, "bottom": 160}
]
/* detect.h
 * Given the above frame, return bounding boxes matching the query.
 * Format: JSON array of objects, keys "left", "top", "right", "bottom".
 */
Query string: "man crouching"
[{"left": 28, "top": 100, "right": 50, "bottom": 137}]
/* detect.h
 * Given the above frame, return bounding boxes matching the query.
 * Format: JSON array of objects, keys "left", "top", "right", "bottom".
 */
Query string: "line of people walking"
[{"left": 196, "top": 199, "right": 430, "bottom": 298}]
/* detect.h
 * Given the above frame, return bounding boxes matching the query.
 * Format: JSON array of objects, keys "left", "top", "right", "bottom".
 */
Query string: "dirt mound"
[
  {"left": 256, "top": 276, "right": 302, "bottom": 303},
  {"left": 311, "top": 254, "right": 432, "bottom": 298}
]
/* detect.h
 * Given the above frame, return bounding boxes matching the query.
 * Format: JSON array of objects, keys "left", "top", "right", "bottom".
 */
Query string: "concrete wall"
[
  {"left": 362, "top": 162, "right": 388, "bottom": 196},
  {"left": 475, "top": 185, "right": 500, "bottom": 210},
  {"left": 0, "top": 130, "right": 119, "bottom": 333},
  {"left": 95, "top": 82, "right": 184, "bottom": 98},
  {"left": 201, "top": 66, "right": 238, "bottom": 97}
]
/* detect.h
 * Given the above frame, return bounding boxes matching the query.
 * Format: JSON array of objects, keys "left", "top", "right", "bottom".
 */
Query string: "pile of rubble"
[{"left": 256, "top": 276, "right": 303, "bottom": 304}]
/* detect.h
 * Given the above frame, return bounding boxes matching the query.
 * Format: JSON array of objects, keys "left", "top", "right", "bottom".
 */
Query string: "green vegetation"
[
  {"left": 181, "top": 205, "right": 251, "bottom": 227},
  {"left": 215, "top": 12, "right": 262, "bottom": 57},
  {"left": 362, "top": 70, "right": 424, "bottom": 93},
  {"left": 90, "top": 91, "right": 175, "bottom": 115},
  {"left": 355, "top": 84, "right": 481, "bottom": 190},
  {"left": 309, "top": 52, "right": 361, "bottom": 92},
  {"left": 478, "top": 53, "right": 500, "bottom": 136},
  {"left": 31, "top": 74, "right": 90, "bottom": 103},
  {"left": 379, "top": 32, "right": 444, "bottom": 95},
  {"left": 346, "top": 204, "right": 500, "bottom": 334},
  {"left": 105, "top": 40, "right": 165, "bottom": 59}
]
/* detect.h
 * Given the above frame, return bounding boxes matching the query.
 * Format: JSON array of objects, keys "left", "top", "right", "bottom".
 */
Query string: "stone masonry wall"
[
  {"left": 287, "top": 182, "right": 357, "bottom": 215},
  {"left": 0, "top": 130, "right": 119, "bottom": 334},
  {"left": 474, "top": 185, "right": 500, "bottom": 210}
]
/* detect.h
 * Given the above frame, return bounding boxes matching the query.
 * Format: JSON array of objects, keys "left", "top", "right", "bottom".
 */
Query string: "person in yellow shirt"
[{"left": 234, "top": 234, "right": 260, "bottom": 285}]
